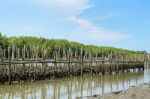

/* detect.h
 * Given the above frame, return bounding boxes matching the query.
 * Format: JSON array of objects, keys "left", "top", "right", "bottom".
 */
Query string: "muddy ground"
[{"left": 77, "top": 83, "right": 150, "bottom": 99}]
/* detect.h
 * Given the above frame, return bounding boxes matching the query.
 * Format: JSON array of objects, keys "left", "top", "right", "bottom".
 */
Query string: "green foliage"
[{"left": 0, "top": 33, "right": 146, "bottom": 58}]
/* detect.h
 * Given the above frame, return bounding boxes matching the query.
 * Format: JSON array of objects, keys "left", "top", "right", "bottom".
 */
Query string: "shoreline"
[{"left": 78, "top": 83, "right": 150, "bottom": 99}]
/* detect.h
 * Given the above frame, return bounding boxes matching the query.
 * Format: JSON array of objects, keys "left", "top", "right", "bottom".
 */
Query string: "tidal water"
[{"left": 0, "top": 68, "right": 150, "bottom": 99}]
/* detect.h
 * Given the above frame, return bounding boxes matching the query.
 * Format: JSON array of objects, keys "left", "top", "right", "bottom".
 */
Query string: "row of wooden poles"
[
  {"left": 0, "top": 45, "right": 149, "bottom": 84},
  {"left": 0, "top": 45, "right": 149, "bottom": 61}
]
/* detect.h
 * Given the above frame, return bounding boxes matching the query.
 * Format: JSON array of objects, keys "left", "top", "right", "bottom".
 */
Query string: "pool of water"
[{"left": 0, "top": 68, "right": 150, "bottom": 99}]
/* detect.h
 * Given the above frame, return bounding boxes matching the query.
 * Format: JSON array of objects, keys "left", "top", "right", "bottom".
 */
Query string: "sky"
[{"left": 0, "top": 0, "right": 150, "bottom": 52}]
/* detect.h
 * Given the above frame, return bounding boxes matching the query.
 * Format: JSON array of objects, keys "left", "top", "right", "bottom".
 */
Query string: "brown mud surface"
[{"left": 78, "top": 83, "right": 150, "bottom": 99}]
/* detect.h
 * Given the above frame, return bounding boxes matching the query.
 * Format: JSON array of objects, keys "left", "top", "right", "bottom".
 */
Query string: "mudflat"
[{"left": 79, "top": 83, "right": 150, "bottom": 99}]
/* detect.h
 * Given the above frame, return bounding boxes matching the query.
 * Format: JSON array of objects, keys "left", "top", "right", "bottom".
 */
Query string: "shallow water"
[{"left": 0, "top": 68, "right": 150, "bottom": 99}]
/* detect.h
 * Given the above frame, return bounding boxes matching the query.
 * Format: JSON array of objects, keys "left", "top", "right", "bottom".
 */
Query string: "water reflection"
[{"left": 0, "top": 69, "right": 150, "bottom": 99}]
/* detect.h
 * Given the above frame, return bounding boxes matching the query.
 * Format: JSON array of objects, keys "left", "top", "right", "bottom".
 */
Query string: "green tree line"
[{"left": 0, "top": 33, "right": 146, "bottom": 60}]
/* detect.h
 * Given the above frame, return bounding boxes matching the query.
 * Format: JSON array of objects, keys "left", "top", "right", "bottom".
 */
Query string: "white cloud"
[
  {"left": 48, "top": 0, "right": 91, "bottom": 11},
  {"left": 68, "top": 16, "right": 131, "bottom": 41},
  {"left": 41, "top": 0, "right": 92, "bottom": 16},
  {"left": 39, "top": 0, "right": 131, "bottom": 41}
]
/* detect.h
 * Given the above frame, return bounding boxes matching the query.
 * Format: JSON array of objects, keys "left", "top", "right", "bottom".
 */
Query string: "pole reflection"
[{"left": 0, "top": 70, "right": 150, "bottom": 99}]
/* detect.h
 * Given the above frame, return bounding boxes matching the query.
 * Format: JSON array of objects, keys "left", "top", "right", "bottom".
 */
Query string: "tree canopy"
[{"left": 0, "top": 33, "right": 146, "bottom": 59}]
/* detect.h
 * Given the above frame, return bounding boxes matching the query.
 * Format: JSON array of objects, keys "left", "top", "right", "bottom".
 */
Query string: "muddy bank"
[{"left": 78, "top": 83, "right": 150, "bottom": 99}]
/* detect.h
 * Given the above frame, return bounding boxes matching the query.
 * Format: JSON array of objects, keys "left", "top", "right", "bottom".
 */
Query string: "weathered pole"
[
  {"left": 80, "top": 47, "right": 83, "bottom": 76},
  {"left": 11, "top": 44, "right": 16, "bottom": 59},
  {"left": 8, "top": 47, "right": 11, "bottom": 84}
]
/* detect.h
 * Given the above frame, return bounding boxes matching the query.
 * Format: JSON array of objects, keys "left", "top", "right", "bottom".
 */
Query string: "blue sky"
[{"left": 0, "top": 0, "right": 150, "bottom": 52}]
